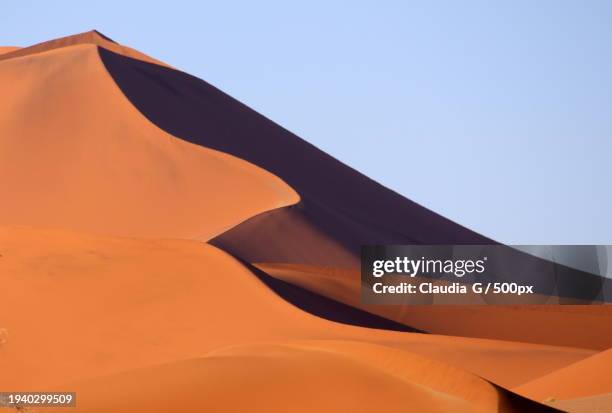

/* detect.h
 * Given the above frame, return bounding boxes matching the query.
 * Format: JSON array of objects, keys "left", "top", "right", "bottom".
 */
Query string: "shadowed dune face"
[
  {"left": 0, "top": 44, "right": 299, "bottom": 239},
  {"left": 212, "top": 202, "right": 360, "bottom": 267},
  {"left": 257, "top": 263, "right": 612, "bottom": 350},
  {"left": 92, "top": 45, "right": 612, "bottom": 354},
  {"left": 98, "top": 47, "right": 493, "bottom": 254}
]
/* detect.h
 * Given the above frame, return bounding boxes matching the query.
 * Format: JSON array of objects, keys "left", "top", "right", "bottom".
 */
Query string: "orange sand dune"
[
  {"left": 0, "top": 31, "right": 166, "bottom": 66},
  {"left": 211, "top": 205, "right": 359, "bottom": 267},
  {"left": 0, "top": 47, "right": 20, "bottom": 55},
  {"left": 515, "top": 349, "right": 612, "bottom": 401},
  {"left": 1, "top": 31, "right": 607, "bottom": 412},
  {"left": 0, "top": 44, "right": 298, "bottom": 240},
  {"left": 547, "top": 393, "right": 612, "bottom": 413},
  {"left": 52, "top": 341, "right": 555, "bottom": 413},
  {"left": 258, "top": 263, "right": 612, "bottom": 350},
  {"left": 0, "top": 226, "right": 588, "bottom": 398}
]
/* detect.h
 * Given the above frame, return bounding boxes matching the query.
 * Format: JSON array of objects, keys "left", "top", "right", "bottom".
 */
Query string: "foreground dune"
[
  {"left": 53, "top": 341, "right": 551, "bottom": 413},
  {"left": 0, "top": 226, "right": 586, "bottom": 411},
  {"left": 0, "top": 43, "right": 298, "bottom": 240}
]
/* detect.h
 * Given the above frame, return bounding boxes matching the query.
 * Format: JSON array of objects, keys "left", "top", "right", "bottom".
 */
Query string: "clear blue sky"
[{"left": 3, "top": 1, "right": 611, "bottom": 244}]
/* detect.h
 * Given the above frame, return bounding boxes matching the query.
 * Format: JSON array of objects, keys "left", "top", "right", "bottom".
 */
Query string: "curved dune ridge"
[
  {"left": 1, "top": 32, "right": 610, "bottom": 412},
  {"left": 0, "top": 226, "right": 577, "bottom": 412},
  {"left": 547, "top": 393, "right": 612, "bottom": 413},
  {"left": 515, "top": 349, "right": 612, "bottom": 401},
  {"left": 55, "top": 342, "right": 556, "bottom": 413},
  {"left": 0, "top": 42, "right": 298, "bottom": 240},
  {"left": 0, "top": 31, "right": 167, "bottom": 66},
  {"left": 94, "top": 35, "right": 612, "bottom": 350},
  {"left": 97, "top": 45, "right": 493, "bottom": 252},
  {"left": 257, "top": 263, "right": 612, "bottom": 350}
]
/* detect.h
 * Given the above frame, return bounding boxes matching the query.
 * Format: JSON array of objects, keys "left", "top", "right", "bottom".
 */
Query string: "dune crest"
[
  {"left": 0, "top": 44, "right": 299, "bottom": 240},
  {"left": 59, "top": 341, "right": 559, "bottom": 413},
  {"left": 515, "top": 349, "right": 612, "bottom": 401},
  {"left": 0, "top": 30, "right": 167, "bottom": 66},
  {"left": 256, "top": 263, "right": 612, "bottom": 349}
]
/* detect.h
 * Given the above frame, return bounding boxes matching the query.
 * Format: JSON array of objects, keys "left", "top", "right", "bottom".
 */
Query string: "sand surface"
[
  {"left": 1, "top": 32, "right": 609, "bottom": 412},
  {"left": 258, "top": 263, "right": 612, "bottom": 350},
  {"left": 515, "top": 349, "right": 612, "bottom": 401},
  {"left": 0, "top": 226, "right": 573, "bottom": 411},
  {"left": 0, "top": 31, "right": 167, "bottom": 66},
  {"left": 546, "top": 393, "right": 612, "bottom": 413},
  {"left": 0, "top": 44, "right": 298, "bottom": 240}
]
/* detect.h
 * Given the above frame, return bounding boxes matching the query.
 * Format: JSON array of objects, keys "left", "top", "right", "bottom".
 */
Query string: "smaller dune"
[
  {"left": 0, "top": 225, "right": 591, "bottom": 394},
  {"left": 546, "top": 392, "right": 612, "bottom": 413},
  {"left": 257, "top": 262, "right": 612, "bottom": 350},
  {"left": 57, "top": 341, "right": 556, "bottom": 413},
  {"left": 515, "top": 349, "right": 612, "bottom": 401}
]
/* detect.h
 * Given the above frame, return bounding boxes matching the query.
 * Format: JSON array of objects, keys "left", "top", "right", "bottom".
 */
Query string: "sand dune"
[
  {"left": 0, "top": 31, "right": 166, "bottom": 66},
  {"left": 515, "top": 349, "right": 612, "bottom": 401},
  {"left": 0, "top": 44, "right": 298, "bottom": 240},
  {"left": 257, "top": 263, "right": 612, "bottom": 350},
  {"left": 99, "top": 45, "right": 492, "bottom": 252},
  {"left": 213, "top": 205, "right": 360, "bottom": 267},
  {"left": 0, "top": 46, "right": 19, "bottom": 55},
  {"left": 53, "top": 341, "right": 560, "bottom": 413},
  {"left": 0, "top": 226, "right": 589, "bottom": 397},
  {"left": 546, "top": 393, "right": 612, "bottom": 413},
  {"left": 1, "top": 32, "right": 608, "bottom": 412}
]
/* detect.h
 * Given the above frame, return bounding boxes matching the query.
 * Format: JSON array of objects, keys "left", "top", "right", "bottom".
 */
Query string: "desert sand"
[
  {"left": 0, "top": 31, "right": 609, "bottom": 412},
  {"left": 0, "top": 42, "right": 298, "bottom": 240},
  {"left": 257, "top": 263, "right": 612, "bottom": 350},
  {"left": 515, "top": 349, "right": 612, "bottom": 400},
  {"left": 0, "top": 47, "right": 19, "bottom": 55},
  {"left": 0, "top": 226, "right": 580, "bottom": 411},
  {"left": 547, "top": 393, "right": 612, "bottom": 413}
]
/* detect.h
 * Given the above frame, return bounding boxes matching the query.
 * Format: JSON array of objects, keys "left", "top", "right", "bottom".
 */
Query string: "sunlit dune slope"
[
  {"left": 0, "top": 226, "right": 588, "bottom": 400},
  {"left": 546, "top": 393, "right": 612, "bottom": 413},
  {"left": 0, "top": 31, "right": 166, "bottom": 66},
  {"left": 54, "top": 341, "right": 557, "bottom": 413},
  {"left": 0, "top": 44, "right": 298, "bottom": 239},
  {"left": 257, "top": 263, "right": 612, "bottom": 350},
  {"left": 0, "top": 47, "right": 20, "bottom": 55},
  {"left": 515, "top": 349, "right": 612, "bottom": 401}
]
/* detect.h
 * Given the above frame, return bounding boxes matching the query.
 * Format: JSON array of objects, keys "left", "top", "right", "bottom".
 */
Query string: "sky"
[{"left": 3, "top": 1, "right": 611, "bottom": 244}]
